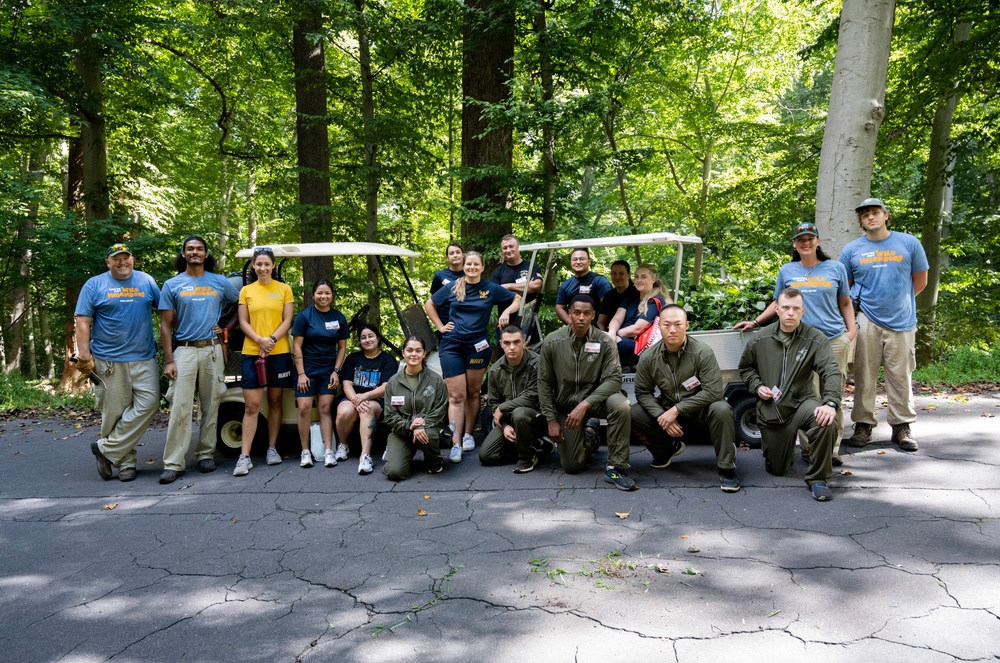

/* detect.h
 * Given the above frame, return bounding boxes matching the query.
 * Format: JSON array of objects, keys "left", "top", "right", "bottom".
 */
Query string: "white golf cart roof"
[
  {"left": 235, "top": 242, "right": 420, "bottom": 259},
  {"left": 519, "top": 231, "right": 703, "bottom": 303}
]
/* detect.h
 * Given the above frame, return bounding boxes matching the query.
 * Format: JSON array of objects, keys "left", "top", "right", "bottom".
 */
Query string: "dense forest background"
[{"left": 2, "top": 0, "right": 998, "bottom": 387}]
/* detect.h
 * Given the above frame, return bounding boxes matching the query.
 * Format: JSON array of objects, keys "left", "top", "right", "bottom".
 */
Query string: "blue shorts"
[
  {"left": 240, "top": 353, "right": 294, "bottom": 389},
  {"left": 438, "top": 336, "right": 492, "bottom": 378},
  {"left": 294, "top": 370, "right": 337, "bottom": 398}
]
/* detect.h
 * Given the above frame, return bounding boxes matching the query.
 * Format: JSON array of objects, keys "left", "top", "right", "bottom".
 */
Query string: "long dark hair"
[
  {"left": 247, "top": 247, "right": 277, "bottom": 283},
  {"left": 402, "top": 335, "right": 427, "bottom": 368},
  {"left": 791, "top": 246, "right": 832, "bottom": 262},
  {"left": 173, "top": 235, "right": 217, "bottom": 273}
]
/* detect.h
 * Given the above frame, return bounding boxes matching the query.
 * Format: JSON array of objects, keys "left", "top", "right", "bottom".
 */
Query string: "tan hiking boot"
[
  {"left": 844, "top": 423, "right": 873, "bottom": 448},
  {"left": 891, "top": 424, "right": 918, "bottom": 451}
]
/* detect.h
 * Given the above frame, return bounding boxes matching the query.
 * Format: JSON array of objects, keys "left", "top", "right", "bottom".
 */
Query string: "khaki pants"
[
  {"left": 630, "top": 400, "right": 736, "bottom": 469},
  {"left": 803, "top": 332, "right": 852, "bottom": 453},
  {"left": 93, "top": 357, "right": 160, "bottom": 469},
  {"left": 852, "top": 314, "right": 917, "bottom": 427},
  {"left": 163, "top": 344, "right": 226, "bottom": 471},
  {"left": 553, "top": 393, "right": 631, "bottom": 473}
]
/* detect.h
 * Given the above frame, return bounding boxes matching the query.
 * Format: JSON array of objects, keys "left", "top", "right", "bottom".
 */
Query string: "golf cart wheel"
[
  {"left": 216, "top": 402, "right": 266, "bottom": 457},
  {"left": 732, "top": 395, "right": 761, "bottom": 448}
]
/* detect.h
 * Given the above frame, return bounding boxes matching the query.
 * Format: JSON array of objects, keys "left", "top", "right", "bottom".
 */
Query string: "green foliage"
[
  {"left": 678, "top": 272, "right": 776, "bottom": 331},
  {"left": 0, "top": 374, "right": 94, "bottom": 415},
  {"left": 913, "top": 346, "right": 1000, "bottom": 385}
]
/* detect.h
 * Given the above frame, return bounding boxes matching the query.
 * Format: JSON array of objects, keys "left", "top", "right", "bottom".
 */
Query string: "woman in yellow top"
[{"left": 233, "top": 247, "right": 294, "bottom": 476}]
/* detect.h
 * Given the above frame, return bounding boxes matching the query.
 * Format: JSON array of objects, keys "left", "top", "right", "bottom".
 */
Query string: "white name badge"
[
  {"left": 771, "top": 386, "right": 782, "bottom": 402},
  {"left": 682, "top": 376, "right": 701, "bottom": 391},
  {"left": 579, "top": 285, "right": 591, "bottom": 294},
  {"left": 584, "top": 342, "right": 601, "bottom": 353},
  {"left": 474, "top": 339, "right": 489, "bottom": 352},
  {"left": 442, "top": 279, "right": 451, "bottom": 285},
  {"left": 515, "top": 276, "right": 527, "bottom": 284},
  {"left": 391, "top": 396, "right": 405, "bottom": 406},
  {"left": 325, "top": 321, "right": 340, "bottom": 331}
]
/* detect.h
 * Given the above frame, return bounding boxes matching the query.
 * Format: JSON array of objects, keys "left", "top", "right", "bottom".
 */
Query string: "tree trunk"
[
  {"left": 916, "top": 21, "right": 970, "bottom": 365},
  {"left": 58, "top": 138, "right": 85, "bottom": 392},
  {"left": 73, "top": 25, "right": 111, "bottom": 227},
  {"left": 461, "top": 0, "right": 514, "bottom": 251},
  {"left": 8, "top": 149, "right": 45, "bottom": 373},
  {"left": 355, "top": 0, "right": 382, "bottom": 326},
  {"left": 814, "top": 0, "right": 896, "bottom": 256},
  {"left": 218, "top": 157, "right": 234, "bottom": 273},
  {"left": 603, "top": 106, "right": 642, "bottom": 265},
  {"left": 246, "top": 172, "right": 258, "bottom": 247},
  {"left": 39, "top": 306, "right": 54, "bottom": 378},
  {"left": 692, "top": 137, "right": 714, "bottom": 288},
  {"left": 293, "top": 5, "right": 333, "bottom": 303},
  {"left": 535, "top": 0, "right": 558, "bottom": 233}
]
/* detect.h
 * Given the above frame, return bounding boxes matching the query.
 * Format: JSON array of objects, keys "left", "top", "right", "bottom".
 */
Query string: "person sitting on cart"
[
  {"left": 598, "top": 260, "right": 638, "bottom": 331},
  {"left": 606, "top": 263, "right": 669, "bottom": 367},
  {"left": 491, "top": 234, "right": 543, "bottom": 345},
  {"left": 554, "top": 248, "right": 611, "bottom": 326},
  {"left": 630, "top": 304, "right": 740, "bottom": 493}
]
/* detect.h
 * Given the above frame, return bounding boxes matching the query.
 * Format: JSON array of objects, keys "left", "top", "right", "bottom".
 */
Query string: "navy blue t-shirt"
[
  {"left": 490, "top": 260, "right": 542, "bottom": 306},
  {"left": 431, "top": 280, "right": 516, "bottom": 343},
  {"left": 556, "top": 271, "right": 612, "bottom": 311},
  {"left": 431, "top": 268, "right": 465, "bottom": 326},
  {"left": 341, "top": 350, "right": 398, "bottom": 395},
  {"left": 291, "top": 306, "right": 348, "bottom": 375},
  {"left": 623, "top": 294, "right": 665, "bottom": 327},
  {"left": 601, "top": 283, "right": 639, "bottom": 322}
]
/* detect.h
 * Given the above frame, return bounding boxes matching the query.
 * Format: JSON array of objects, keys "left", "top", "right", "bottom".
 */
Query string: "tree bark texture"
[
  {"left": 815, "top": 0, "right": 896, "bottom": 257},
  {"left": 73, "top": 25, "right": 110, "bottom": 227},
  {"left": 535, "top": 0, "right": 558, "bottom": 233},
  {"left": 8, "top": 150, "right": 45, "bottom": 373},
  {"left": 293, "top": 7, "right": 333, "bottom": 301},
  {"left": 356, "top": 0, "right": 382, "bottom": 326},
  {"left": 461, "top": 0, "right": 514, "bottom": 251},
  {"left": 59, "top": 139, "right": 85, "bottom": 392}
]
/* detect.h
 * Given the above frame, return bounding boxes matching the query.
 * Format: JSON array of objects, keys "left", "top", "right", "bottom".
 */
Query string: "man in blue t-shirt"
[
  {"left": 76, "top": 243, "right": 161, "bottom": 482},
  {"left": 841, "top": 198, "right": 929, "bottom": 452},
  {"left": 555, "top": 248, "right": 612, "bottom": 325},
  {"left": 158, "top": 236, "right": 240, "bottom": 483},
  {"left": 491, "top": 234, "right": 543, "bottom": 344}
]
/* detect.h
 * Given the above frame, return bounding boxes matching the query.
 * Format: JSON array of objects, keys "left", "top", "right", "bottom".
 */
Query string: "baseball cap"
[
  {"left": 792, "top": 222, "right": 819, "bottom": 240},
  {"left": 855, "top": 198, "right": 887, "bottom": 213},
  {"left": 106, "top": 243, "right": 132, "bottom": 258}
]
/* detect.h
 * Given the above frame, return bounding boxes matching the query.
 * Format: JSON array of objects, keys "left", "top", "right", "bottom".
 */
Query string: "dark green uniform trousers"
[
  {"left": 554, "top": 393, "right": 631, "bottom": 473},
  {"left": 759, "top": 397, "right": 835, "bottom": 486},
  {"left": 383, "top": 429, "right": 445, "bottom": 481},
  {"left": 630, "top": 400, "right": 737, "bottom": 469},
  {"left": 479, "top": 407, "right": 546, "bottom": 465}
]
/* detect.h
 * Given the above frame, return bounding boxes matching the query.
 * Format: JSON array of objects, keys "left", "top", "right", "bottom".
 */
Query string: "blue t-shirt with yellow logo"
[
  {"left": 76, "top": 270, "right": 160, "bottom": 361},
  {"left": 159, "top": 272, "right": 240, "bottom": 341},
  {"left": 840, "top": 232, "right": 929, "bottom": 332},
  {"left": 431, "top": 280, "right": 515, "bottom": 343},
  {"left": 775, "top": 260, "right": 850, "bottom": 339}
]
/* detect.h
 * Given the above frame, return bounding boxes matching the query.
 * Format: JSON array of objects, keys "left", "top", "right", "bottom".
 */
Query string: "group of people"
[{"left": 79, "top": 197, "right": 927, "bottom": 501}]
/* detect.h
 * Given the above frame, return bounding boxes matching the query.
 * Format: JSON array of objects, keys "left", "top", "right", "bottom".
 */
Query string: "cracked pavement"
[{"left": 1, "top": 392, "right": 998, "bottom": 662}]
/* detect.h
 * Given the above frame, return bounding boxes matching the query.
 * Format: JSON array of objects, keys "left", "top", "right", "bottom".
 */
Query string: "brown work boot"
[
  {"left": 891, "top": 424, "right": 918, "bottom": 451},
  {"left": 844, "top": 423, "right": 873, "bottom": 448}
]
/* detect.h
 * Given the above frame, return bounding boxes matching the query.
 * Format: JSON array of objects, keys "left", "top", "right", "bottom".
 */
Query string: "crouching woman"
[{"left": 382, "top": 337, "right": 449, "bottom": 480}]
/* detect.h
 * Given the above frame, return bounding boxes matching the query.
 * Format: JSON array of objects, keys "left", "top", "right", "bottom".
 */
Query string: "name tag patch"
[
  {"left": 325, "top": 320, "right": 340, "bottom": 331},
  {"left": 584, "top": 342, "right": 601, "bottom": 353},
  {"left": 579, "top": 285, "right": 591, "bottom": 294},
  {"left": 682, "top": 376, "right": 701, "bottom": 391},
  {"left": 391, "top": 396, "right": 405, "bottom": 406},
  {"left": 515, "top": 276, "right": 527, "bottom": 284}
]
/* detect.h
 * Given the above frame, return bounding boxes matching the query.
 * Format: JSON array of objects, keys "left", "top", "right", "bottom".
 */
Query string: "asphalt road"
[{"left": 1, "top": 391, "right": 998, "bottom": 662}]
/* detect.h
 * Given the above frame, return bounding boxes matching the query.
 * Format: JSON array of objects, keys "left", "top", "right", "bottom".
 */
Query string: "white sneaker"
[
  {"left": 358, "top": 454, "right": 373, "bottom": 475},
  {"left": 334, "top": 443, "right": 350, "bottom": 461},
  {"left": 462, "top": 433, "right": 476, "bottom": 451},
  {"left": 300, "top": 450, "right": 313, "bottom": 468},
  {"left": 233, "top": 455, "right": 252, "bottom": 476},
  {"left": 324, "top": 449, "right": 337, "bottom": 467},
  {"left": 449, "top": 445, "right": 463, "bottom": 463},
  {"left": 266, "top": 446, "right": 282, "bottom": 465}
]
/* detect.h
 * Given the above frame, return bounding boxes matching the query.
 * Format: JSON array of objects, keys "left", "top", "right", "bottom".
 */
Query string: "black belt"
[{"left": 176, "top": 338, "right": 222, "bottom": 348}]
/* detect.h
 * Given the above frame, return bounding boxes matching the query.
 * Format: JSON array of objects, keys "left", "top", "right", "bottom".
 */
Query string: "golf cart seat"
[{"left": 401, "top": 303, "right": 437, "bottom": 353}]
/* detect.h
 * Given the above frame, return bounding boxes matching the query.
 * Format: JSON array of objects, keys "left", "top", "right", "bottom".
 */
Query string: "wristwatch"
[
  {"left": 824, "top": 400, "right": 839, "bottom": 409},
  {"left": 268, "top": 335, "right": 277, "bottom": 343}
]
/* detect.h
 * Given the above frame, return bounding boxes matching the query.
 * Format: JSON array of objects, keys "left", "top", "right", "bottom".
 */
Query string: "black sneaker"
[
  {"left": 91, "top": 441, "right": 113, "bottom": 481},
  {"left": 604, "top": 466, "right": 637, "bottom": 491},
  {"left": 198, "top": 458, "right": 216, "bottom": 473},
  {"left": 719, "top": 470, "right": 741, "bottom": 493},
  {"left": 810, "top": 481, "right": 833, "bottom": 501},
  {"left": 159, "top": 469, "right": 185, "bottom": 485},
  {"left": 650, "top": 440, "right": 685, "bottom": 468},
  {"left": 513, "top": 455, "right": 538, "bottom": 474},
  {"left": 426, "top": 464, "right": 444, "bottom": 474},
  {"left": 535, "top": 437, "right": 555, "bottom": 456}
]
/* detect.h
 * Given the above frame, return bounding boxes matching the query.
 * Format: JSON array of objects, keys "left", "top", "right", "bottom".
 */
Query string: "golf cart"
[
  {"left": 518, "top": 232, "right": 762, "bottom": 447},
  {"left": 214, "top": 242, "right": 439, "bottom": 457}
]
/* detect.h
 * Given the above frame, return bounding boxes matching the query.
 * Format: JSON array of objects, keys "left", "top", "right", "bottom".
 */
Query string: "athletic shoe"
[
  {"left": 584, "top": 422, "right": 600, "bottom": 455},
  {"left": 536, "top": 436, "right": 555, "bottom": 456},
  {"left": 335, "top": 443, "right": 350, "bottom": 461},
  {"left": 427, "top": 463, "right": 443, "bottom": 474},
  {"left": 233, "top": 455, "right": 252, "bottom": 476},
  {"left": 844, "top": 423, "right": 873, "bottom": 448},
  {"left": 324, "top": 449, "right": 337, "bottom": 467},
  {"left": 810, "top": 481, "right": 833, "bottom": 501},
  {"left": 91, "top": 441, "right": 113, "bottom": 481},
  {"left": 604, "top": 466, "right": 637, "bottom": 491},
  {"left": 449, "top": 446, "right": 462, "bottom": 463},
  {"left": 300, "top": 450, "right": 314, "bottom": 468},
  {"left": 719, "top": 470, "right": 741, "bottom": 493},
  {"left": 358, "top": 454, "right": 373, "bottom": 475},
  {"left": 118, "top": 466, "right": 136, "bottom": 482},
  {"left": 513, "top": 455, "right": 538, "bottom": 474},
  {"left": 650, "top": 440, "right": 685, "bottom": 468},
  {"left": 832, "top": 455, "right": 844, "bottom": 467},
  {"left": 891, "top": 424, "right": 918, "bottom": 451},
  {"left": 198, "top": 458, "right": 216, "bottom": 473},
  {"left": 159, "top": 469, "right": 184, "bottom": 485},
  {"left": 462, "top": 433, "right": 476, "bottom": 451},
  {"left": 266, "top": 446, "right": 282, "bottom": 465}
]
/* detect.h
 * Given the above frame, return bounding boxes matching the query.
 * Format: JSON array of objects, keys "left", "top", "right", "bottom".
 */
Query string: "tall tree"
[{"left": 815, "top": 0, "right": 896, "bottom": 255}]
